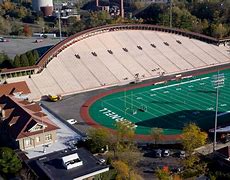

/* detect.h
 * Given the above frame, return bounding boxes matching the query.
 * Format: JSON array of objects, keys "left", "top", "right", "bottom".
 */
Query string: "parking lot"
[
  {"left": 0, "top": 37, "right": 60, "bottom": 58},
  {"left": 137, "top": 148, "right": 183, "bottom": 179}
]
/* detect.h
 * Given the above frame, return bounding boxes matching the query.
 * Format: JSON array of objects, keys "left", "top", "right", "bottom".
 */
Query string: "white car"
[
  {"left": 179, "top": 151, "right": 186, "bottom": 158},
  {"left": 67, "top": 119, "right": 77, "bottom": 125},
  {"left": 163, "top": 149, "right": 170, "bottom": 157}
]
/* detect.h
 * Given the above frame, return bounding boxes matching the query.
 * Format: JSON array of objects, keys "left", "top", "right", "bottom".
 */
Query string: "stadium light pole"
[
  {"left": 212, "top": 71, "right": 224, "bottom": 152},
  {"left": 55, "top": 0, "right": 62, "bottom": 41},
  {"left": 170, "top": 0, "right": 173, "bottom": 28},
  {"left": 58, "top": 5, "right": 62, "bottom": 41}
]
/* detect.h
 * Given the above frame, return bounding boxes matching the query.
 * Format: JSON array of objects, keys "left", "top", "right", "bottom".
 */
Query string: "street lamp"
[{"left": 212, "top": 71, "right": 225, "bottom": 152}]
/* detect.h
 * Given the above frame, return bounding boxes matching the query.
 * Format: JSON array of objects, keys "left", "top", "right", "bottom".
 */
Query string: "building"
[
  {"left": 53, "top": 1, "right": 80, "bottom": 21},
  {"left": 32, "top": 0, "right": 54, "bottom": 16},
  {"left": 28, "top": 147, "right": 109, "bottom": 180},
  {"left": 0, "top": 94, "right": 59, "bottom": 150},
  {"left": 0, "top": 81, "right": 30, "bottom": 97}
]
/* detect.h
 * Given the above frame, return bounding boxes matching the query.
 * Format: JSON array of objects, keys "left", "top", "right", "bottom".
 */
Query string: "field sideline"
[{"left": 82, "top": 69, "right": 230, "bottom": 139}]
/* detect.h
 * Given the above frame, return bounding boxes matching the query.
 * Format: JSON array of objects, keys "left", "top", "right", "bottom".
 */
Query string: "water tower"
[{"left": 32, "top": 0, "right": 54, "bottom": 16}]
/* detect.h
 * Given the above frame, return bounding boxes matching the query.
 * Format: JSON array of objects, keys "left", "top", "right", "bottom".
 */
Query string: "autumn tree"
[
  {"left": 211, "top": 23, "right": 228, "bottom": 38},
  {"left": 114, "top": 120, "right": 136, "bottom": 152},
  {"left": 182, "top": 123, "right": 207, "bottom": 155},
  {"left": 150, "top": 127, "right": 163, "bottom": 145},
  {"left": 87, "top": 127, "right": 110, "bottom": 153},
  {"left": 181, "top": 123, "right": 208, "bottom": 176},
  {"left": 112, "top": 160, "right": 142, "bottom": 180},
  {"left": 112, "top": 160, "right": 129, "bottom": 180},
  {"left": 23, "top": 24, "right": 32, "bottom": 36},
  {"left": 155, "top": 167, "right": 171, "bottom": 180}
]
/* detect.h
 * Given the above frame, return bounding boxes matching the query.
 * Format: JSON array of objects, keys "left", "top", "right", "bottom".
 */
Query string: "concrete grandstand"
[{"left": 3, "top": 24, "right": 230, "bottom": 100}]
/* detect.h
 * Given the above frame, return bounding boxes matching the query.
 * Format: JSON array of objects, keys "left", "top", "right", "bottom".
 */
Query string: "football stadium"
[{"left": 4, "top": 24, "right": 230, "bottom": 140}]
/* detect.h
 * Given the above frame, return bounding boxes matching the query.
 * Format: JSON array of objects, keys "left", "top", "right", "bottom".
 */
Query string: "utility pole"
[{"left": 212, "top": 71, "right": 225, "bottom": 152}]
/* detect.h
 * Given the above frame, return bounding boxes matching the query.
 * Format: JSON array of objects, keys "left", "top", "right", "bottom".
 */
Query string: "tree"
[
  {"left": 150, "top": 127, "right": 163, "bottom": 145},
  {"left": 26, "top": 51, "right": 35, "bottom": 65},
  {"left": 112, "top": 160, "right": 129, "bottom": 180},
  {"left": 20, "top": 54, "right": 29, "bottom": 67},
  {"left": 211, "top": 23, "right": 228, "bottom": 38},
  {"left": 115, "top": 120, "right": 136, "bottom": 151},
  {"left": 13, "top": 54, "right": 21, "bottom": 67},
  {"left": 0, "top": 147, "right": 22, "bottom": 174},
  {"left": 155, "top": 167, "right": 171, "bottom": 180},
  {"left": 23, "top": 24, "right": 32, "bottom": 36},
  {"left": 32, "top": 50, "right": 39, "bottom": 62},
  {"left": 116, "top": 148, "right": 141, "bottom": 173},
  {"left": 182, "top": 123, "right": 207, "bottom": 155},
  {"left": 181, "top": 123, "right": 207, "bottom": 175},
  {"left": 0, "top": 52, "right": 12, "bottom": 68},
  {"left": 87, "top": 127, "right": 110, "bottom": 153}
]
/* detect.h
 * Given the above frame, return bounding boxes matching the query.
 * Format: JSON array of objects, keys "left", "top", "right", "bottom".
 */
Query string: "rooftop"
[
  {"left": 0, "top": 95, "right": 59, "bottom": 140},
  {"left": 0, "top": 81, "right": 30, "bottom": 95},
  {"left": 28, "top": 147, "right": 109, "bottom": 180}
]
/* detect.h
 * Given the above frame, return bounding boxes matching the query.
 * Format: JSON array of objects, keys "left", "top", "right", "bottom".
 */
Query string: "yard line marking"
[
  {"left": 130, "top": 94, "right": 188, "bottom": 125},
  {"left": 218, "top": 111, "right": 230, "bottom": 117},
  {"left": 105, "top": 75, "right": 213, "bottom": 102},
  {"left": 122, "top": 96, "right": 180, "bottom": 127},
  {"left": 201, "top": 77, "right": 210, "bottom": 80},
  {"left": 150, "top": 94, "right": 156, "bottom": 96},
  {"left": 150, "top": 77, "right": 210, "bottom": 91}
]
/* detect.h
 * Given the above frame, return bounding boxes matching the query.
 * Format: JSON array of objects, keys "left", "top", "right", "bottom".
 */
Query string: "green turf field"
[{"left": 89, "top": 69, "right": 230, "bottom": 136}]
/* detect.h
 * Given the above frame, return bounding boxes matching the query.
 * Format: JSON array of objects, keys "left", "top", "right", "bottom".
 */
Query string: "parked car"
[
  {"left": 67, "top": 119, "right": 77, "bottom": 125},
  {"left": 179, "top": 150, "right": 186, "bottom": 158},
  {"left": 0, "top": 37, "right": 9, "bottom": 42},
  {"left": 97, "top": 158, "right": 106, "bottom": 165},
  {"left": 155, "top": 149, "right": 162, "bottom": 158},
  {"left": 34, "top": 39, "right": 43, "bottom": 43},
  {"left": 162, "top": 149, "right": 170, "bottom": 157}
]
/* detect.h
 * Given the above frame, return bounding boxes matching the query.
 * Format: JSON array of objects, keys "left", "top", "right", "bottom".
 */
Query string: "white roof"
[
  {"left": 62, "top": 153, "right": 80, "bottom": 163},
  {"left": 210, "top": 126, "right": 230, "bottom": 133}
]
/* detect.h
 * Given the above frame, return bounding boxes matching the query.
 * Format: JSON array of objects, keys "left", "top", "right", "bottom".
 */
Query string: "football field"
[{"left": 88, "top": 69, "right": 230, "bottom": 136}]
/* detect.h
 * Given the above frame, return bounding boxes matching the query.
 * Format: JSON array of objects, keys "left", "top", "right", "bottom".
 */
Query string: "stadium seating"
[{"left": 7, "top": 30, "right": 229, "bottom": 100}]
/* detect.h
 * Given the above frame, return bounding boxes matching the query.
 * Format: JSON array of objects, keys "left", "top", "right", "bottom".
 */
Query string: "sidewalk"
[{"left": 195, "top": 141, "right": 230, "bottom": 155}]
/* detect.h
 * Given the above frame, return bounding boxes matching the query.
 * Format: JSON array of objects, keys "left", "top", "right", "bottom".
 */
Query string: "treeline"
[
  {"left": 63, "top": 11, "right": 142, "bottom": 36},
  {"left": 0, "top": 53, "right": 13, "bottom": 69},
  {"left": 0, "top": 49, "right": 39, "bottom": 70},
  {"left": 13, "top": 50, "right": 39, "bottom": 68},
  {"left": 136, "top": 0, "right": 230, "bottom": 38}
]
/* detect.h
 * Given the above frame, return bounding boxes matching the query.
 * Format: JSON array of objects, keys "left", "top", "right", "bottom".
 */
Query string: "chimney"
[
  {"left": 96, "top": 0, "right": 99, "bottom": 7},
  {"left": 120, "top": 0, "right": 124, "bottom": 18}
]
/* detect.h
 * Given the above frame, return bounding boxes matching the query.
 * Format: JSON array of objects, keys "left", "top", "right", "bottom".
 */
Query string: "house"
[{"left": 0, "top": 94, "right": 59, "bottom": 150}]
